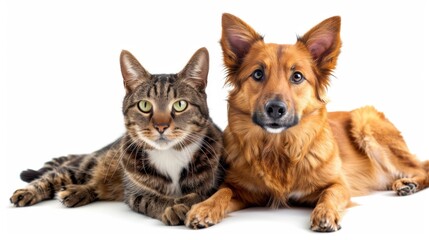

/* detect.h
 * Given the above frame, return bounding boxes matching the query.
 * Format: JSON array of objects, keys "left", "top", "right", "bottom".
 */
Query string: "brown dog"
[{"left": 185, "top": 13, "right": 429, "bottom": 232}]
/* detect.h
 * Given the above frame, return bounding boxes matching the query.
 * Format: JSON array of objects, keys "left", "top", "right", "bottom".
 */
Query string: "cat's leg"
[
  {"left": 125, "top": 190, "right": 202, "bottom": 225},
  {"left": 126, "top": 190, "right": 173, "bottom": 222},
  {"left": 56, "top": 174, "right": 124, "bottom": 207},
  {"left": 57, "top": 156, "right": 124, "bottom": 207},
  {"left": 10, "top": 168, "right": 77, "bottom": 207},
  {"left": 57, "top": 184, "right": 98, "bottom": 207},
  {"left": 11, "top": 154, "right": 100, "bottom": 207}
]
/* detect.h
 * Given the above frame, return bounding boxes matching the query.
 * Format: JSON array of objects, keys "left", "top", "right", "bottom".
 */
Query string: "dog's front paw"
[
  {"left": 392, "top": 178, "right": 418, "bottom": 196},
  {"left": 185, "top": 200, "right": 223, "bottom": 229},
  {"left": 161, "top": 204, "right": 189, "bottom": 226},
  {"left": 10, "top": 188, "right": 39, "bottom": 207},
  {"left": 310, "top": 204, "right": 341, "bottom": 232}
]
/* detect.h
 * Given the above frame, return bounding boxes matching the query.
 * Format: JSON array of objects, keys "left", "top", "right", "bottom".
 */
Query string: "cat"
[{"left": 10, "top": 47, "right": 225, "bottom": 225}]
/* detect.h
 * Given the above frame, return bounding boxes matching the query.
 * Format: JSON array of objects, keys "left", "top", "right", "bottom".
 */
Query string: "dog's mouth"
[
  {"left": 252, "top": 113, "right": 299, "bottom": 134},
  {"left": 265, "top": 123, "right": 286, "bottom": 134}
]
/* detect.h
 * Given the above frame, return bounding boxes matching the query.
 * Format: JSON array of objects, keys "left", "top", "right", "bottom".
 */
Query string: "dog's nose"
[{"left": 265, "top": 101, "right": 286, "bottom": 119}]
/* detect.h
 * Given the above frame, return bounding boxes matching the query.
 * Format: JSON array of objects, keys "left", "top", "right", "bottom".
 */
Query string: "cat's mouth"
[
  {"left": 140, "top": 131, "right": 184, "bottom": 150},
  {"left": 155, "top": 137, "right": 170, "bottom": 145},
  {"left": 151, "top": 135, "right": 176, "bottom": 150},
  {"left": 157, "top": 135, "right": 169, "bottom": 141}
]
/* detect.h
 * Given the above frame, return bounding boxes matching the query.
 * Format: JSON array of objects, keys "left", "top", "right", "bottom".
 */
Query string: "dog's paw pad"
[
  {"left": 310, "top": 205, "right": 341, "bottom": 232},
  {"left": 397, "top": 183, "right": 417, "bottom": 196},
  {"left": 393, "top": 179, "right": 418, "bottom": 196},
  {"left": 185, "top": 205, "right": 221, "bottom": 229},
  {"left": 311, "top": 218, "right": 341, "bottom": 232},
  {"left": 189, "top": 218, "right": 214, "bottom": 229}
]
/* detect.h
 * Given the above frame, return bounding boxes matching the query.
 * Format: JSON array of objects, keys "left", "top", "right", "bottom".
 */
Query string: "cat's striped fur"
[{"left": 10, "top": 48, "right": 225, "bottom": 225}]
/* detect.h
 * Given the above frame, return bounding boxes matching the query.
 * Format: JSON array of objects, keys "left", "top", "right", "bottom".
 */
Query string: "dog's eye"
[
  {"left": 252, "top": 69, "right": 264, "bottom": 81},
  {"left": 291, "top": 71, "right": 305, "bottom": 84}
]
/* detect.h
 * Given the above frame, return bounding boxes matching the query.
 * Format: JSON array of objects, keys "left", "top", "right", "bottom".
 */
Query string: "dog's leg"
[
  {"left": 185, "top": 187, "right": 245, "bottom": 229},
  {"left": 310, "top": 181, "right": 350, "bottom": 232},
  {"left": 383, "top": 132, "right": 428, "bottom": 195},
  {"left": 391, "top": 159, "right": 429, "bottom": 196},
  {"left": 350, "top": 106, "right": 429, "bottom": 195}
]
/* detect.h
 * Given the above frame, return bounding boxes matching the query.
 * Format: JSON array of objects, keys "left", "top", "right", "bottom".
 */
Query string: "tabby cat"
[{"left": 10, "top": 47, "right": 225, "bottom": 225}]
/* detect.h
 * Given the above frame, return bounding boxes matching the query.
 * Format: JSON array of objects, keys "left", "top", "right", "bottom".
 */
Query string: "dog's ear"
[
  {"left": 178, "top": 47, "right": 209, "bottom": 92},
  {"left": 298, "top": 16, "right": 341, "bottom": 100},
  {"left": 221, "top": 13, "right": 263, "bottom": 73},
  {"left": 120, "top": 50, "right": 151, "bottom": 93}
]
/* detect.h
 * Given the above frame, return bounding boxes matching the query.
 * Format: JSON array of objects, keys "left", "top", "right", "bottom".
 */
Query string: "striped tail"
[{"left": 20, "top": 155, "right": 83, "bottom": 183}]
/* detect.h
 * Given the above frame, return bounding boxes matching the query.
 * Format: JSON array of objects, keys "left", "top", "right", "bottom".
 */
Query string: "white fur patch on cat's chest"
[{"left": 147, "top": 141, "right": 201, "bottom": 196}]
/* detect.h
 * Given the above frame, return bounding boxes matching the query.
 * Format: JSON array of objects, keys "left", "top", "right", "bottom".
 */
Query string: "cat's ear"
[
  {"left": 120, "top": 50, "right": 151, "bottom": 93},
  {"left": 179, "top": 47, "right": 209, "bottom": 91}
]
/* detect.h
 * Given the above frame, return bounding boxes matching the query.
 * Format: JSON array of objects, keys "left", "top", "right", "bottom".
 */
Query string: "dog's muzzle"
[{"left": 252, "top": 100, "right": 299, "bottom": 134}]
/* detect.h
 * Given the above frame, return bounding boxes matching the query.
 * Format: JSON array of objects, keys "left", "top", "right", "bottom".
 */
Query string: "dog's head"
[{"left": 221, "top": 14, "right": 341, "bottom": 134}]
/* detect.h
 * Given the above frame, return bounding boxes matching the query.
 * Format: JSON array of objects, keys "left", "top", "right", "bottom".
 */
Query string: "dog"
[{"left": 185, "top": 13, "right": 429, "bottom": 232}]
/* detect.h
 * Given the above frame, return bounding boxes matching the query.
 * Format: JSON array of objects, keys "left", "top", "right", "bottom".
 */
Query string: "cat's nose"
[{"left": 153, "top": 122, "right": 170, "bottom": 134}]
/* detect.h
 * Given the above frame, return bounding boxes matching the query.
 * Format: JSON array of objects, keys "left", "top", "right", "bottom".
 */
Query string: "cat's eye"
[
  {"left": 138, "top": 100, "right": 152, "bottom": 113},
  {"left": 173, "top": 100, "right": 188, "bottom": 112},
  {"left": 291, "top": 71, "right": 305, "bottom": 84},
  {"left": 252, "top": 69, "right": 265, "bottom": 81}
]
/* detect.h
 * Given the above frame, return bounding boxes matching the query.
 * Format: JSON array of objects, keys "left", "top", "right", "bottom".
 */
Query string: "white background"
[{"left": 1, "top": 0, "right": 428, "bottom": 239}]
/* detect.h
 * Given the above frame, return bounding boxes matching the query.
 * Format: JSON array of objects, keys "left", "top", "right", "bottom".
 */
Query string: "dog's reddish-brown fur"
[{"left": 185, "top": 13, "right": 429, "bottom": 231}]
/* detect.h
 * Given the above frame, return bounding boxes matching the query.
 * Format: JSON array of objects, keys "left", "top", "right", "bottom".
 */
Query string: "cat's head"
[{"left": 120, "top": 48, "right": 211, "bottom": 150}]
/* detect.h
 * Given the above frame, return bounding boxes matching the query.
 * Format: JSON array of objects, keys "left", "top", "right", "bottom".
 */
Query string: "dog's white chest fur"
[{"left": 147, "top": 141, "right": 201, "bottom": 196}]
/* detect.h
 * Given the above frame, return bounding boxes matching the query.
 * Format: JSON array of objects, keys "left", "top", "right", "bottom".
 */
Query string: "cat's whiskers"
[
  {"left": 176, "top": 139, "right": 199, "bottom": 191},
  {"left": 183, "top": 130, "right": 219, "bottom": 160},
  {"left": 178, "top": 138, "right": 196, "bottom": 172},
  {"left": 183, "top": 131, "right": 224, "bottom": 182},
  {"left": 128, "top": 139, "right": 141, "bottom": 179},
  {"left": 102, "top": 137, "right": 129, "bottom": 183},
  {"left": 179, "top": 131, "right": 218, "bottom": 177},
  {"left": 103, "top": 137, "right": 133, "bottom": 183}
]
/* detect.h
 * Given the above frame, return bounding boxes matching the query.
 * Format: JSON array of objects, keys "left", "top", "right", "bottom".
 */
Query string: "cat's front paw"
[
  {"left": 10, "top": 188, "right": 39, "bottom": 207},
  {"left": 161, "top": 204, "right": 190, "bottom": 226},
  {"left": 57, "top": 185, "right": 96, "bottom": 207}
]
